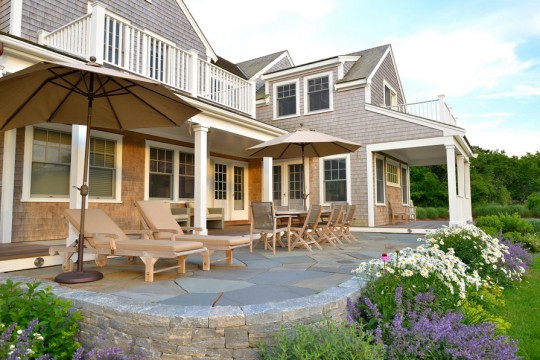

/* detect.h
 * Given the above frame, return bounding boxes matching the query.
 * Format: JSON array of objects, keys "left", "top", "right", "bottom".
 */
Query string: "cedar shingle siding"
[
  {"left": 371, "top": 54, "right": 404, "bottom": 106},
  {"left": 0, "top": 0, "right": 10, "bottom": 33}
]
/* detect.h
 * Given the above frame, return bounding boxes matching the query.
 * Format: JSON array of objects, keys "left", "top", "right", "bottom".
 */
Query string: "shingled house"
[{"left": 0, "top": 0, "right": 473, "bottom": 247}]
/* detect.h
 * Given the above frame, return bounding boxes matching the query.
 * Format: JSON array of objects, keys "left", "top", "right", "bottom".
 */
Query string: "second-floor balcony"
[
  {"left": 38, "top": 3, "right": 255, "bottom": 117},
  {"left": 385, "top": 95, "right": 458, "bottom": 127}
]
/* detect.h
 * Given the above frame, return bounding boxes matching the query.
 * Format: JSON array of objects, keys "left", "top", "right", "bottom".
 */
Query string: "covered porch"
[{"left": 366, "top": 135, "right": 474, "bottom": 227}]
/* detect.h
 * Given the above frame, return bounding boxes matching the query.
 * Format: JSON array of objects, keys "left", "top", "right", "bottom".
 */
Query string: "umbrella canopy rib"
[
  {"left": 47, "top": 76, "right": 85, "bottom": 124},
  {"left": 109, "top": 77, "right": 181, "bottom": 127}
]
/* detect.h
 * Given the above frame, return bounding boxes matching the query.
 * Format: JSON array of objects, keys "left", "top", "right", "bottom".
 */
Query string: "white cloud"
[
  {"left": 388, "top": 30, "right": 532, "bottom": 99},
  {"left": 462, "top": 115, "right": 539, "bottom": 156},
  {"left": 478, "top": 85, "right": 540, "bottom": 99},
  {"left": 184, "top": 0, "right": 337, "bottom": 62}
]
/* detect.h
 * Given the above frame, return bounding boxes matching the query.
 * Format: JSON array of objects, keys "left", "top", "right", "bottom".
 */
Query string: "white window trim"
[
  {"left": 318, "top": 154, "right": 351, "bottom": 206},
  {"left": 383, "top": 79, "right": 398, "bottom": 107},
  {"left": 22, "top": 125, "right": 123, "bottom": 203},
  {"left": 375, "top": 154, "right": 386, "bottom": 205},
  {"left": 386, "top": 158, "right": 400, "bottom": 187},
  {"left": 401, "top": 164, "right": 409, "bottom": 206},
  {"left": 273, "top": 79, "right": 300, "bottom": 120},
  {"left": 145, "top": 140, "right": 194, "bottom": 202},
  {"left": 304, "top": 71, "right": 334, "bottom": 115},
  {"left": 88, "top": 130, "right": 123, "bottom": 203}
]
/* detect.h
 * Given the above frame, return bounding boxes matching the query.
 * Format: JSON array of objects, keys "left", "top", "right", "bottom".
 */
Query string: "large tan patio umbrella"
[
  {"left": 0, "top": 57, "right": 200, "bottom": 283},
  {"left": 247, "top": 127, "right": 361, "bottom": 209}
]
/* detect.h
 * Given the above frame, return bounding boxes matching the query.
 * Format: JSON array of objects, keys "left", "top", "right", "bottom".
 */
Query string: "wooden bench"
[{"left": 389, "top": 202, "right": 409, "bottom": 224}]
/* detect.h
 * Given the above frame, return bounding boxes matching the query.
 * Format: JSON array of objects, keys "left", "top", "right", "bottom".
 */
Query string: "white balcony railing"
[
  {"left": 386, "top": 95, "right": 457, "bottom": 126},
  {"left": 39, "top": 3, "right": 254, "bottom": 116}
]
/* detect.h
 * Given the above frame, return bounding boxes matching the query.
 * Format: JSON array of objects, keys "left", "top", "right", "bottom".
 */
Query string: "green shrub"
[
  {"left": 416, "top": 207, "right": 427, "bottom": 219},
  {"left": 526, "top": 192, "right": 540, "bottom": 217},
  {"left": 0, "top": 280, "right": 81, "bottom": 359},
  {"left": 518, "top": 233, "right": 540, "bottom": 253},
  {"left": 498, "top": 213, "right": 533, "bottom": 234},
  {"left": 258, "top": 319, "right": 384, "bottom": 360},
  {"left": 527, "top": 218, "right": 540, "bottom": 233},
  {"left": 475, "top": 215, "right": 503, "bottom": 233},
  {"left": 425, "top": 207, "right": 439, "bottom": 219},
  {"left": 473, "top": 204, "right": 530, "bottom": 217},
  {"left": 436, "top": 207, "right": 449, "bottom": 218}
]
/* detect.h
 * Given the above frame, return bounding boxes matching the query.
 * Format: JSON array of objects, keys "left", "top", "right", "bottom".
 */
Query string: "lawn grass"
[{"left": 495, "top": 255, "right": 540, "bottom": 359}]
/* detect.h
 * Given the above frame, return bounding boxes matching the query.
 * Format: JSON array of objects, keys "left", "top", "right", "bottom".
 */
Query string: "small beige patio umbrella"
[
  {"left": 0, "top": 57, "right": 200, "bottom": 283},
  {"left": 247, "top": 126, "right": 361, "bottom": 209}
]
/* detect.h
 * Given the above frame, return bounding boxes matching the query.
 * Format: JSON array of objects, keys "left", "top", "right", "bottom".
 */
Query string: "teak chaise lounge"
[
  {"left": 49, "top": 208, "right": 210, "bottom": 282},
  {"left": 135, "top": 200, "right": 252, "bottom": 265}
]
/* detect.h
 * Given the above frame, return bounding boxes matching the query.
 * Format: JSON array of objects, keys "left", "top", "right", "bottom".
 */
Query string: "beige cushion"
[
  {"left": 115, "top": 239, "right": 204, "bottom": 252},
  {"left": 136, "top": 201, "right": 185, "bottom": 236},
  {"left": 179, "top": 234, "right": 250, "bottom": 248},
  {"left": 206, "top": 214, "right": 223, "bottom": 220}
]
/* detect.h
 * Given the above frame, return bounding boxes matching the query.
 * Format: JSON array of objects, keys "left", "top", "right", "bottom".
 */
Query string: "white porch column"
[
  {"left": 456, "top": 155, "right": 465, "bottom": 223},
  {"left": 0, "top": 129, "right": 17, "bottom": 243},
  {"left": 366, "top": 148, "right": 375, "bottom": 227},
  {"left": 68, "top": 125, "right": 87, "bottom": 245},
  {"left": 88, "top": 2, "right": 107, "bottom": 64},
  {"left": 9, "top": 0, "right": 22, "bottom": 36},
  {"left": 464, "top": 161, "right": 473, "bottom": 223},
  {"left": 193, "top": 124, "right": 208, "bottom": 235},
  {"left": 446, "top": 145, "right": 459, "bottom": 225},
  {"left": 262, "top": 157, "right": 273, "bottom": 202}
]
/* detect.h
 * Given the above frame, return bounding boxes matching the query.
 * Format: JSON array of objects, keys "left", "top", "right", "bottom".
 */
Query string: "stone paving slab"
[{"left": 7, "top": 232, "right": 419, "bottom": 307}]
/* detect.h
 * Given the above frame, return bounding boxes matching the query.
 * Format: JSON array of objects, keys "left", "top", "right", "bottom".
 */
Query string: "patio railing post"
[{"left": 89, "top": 2, "right": 106, "bottom": 64}]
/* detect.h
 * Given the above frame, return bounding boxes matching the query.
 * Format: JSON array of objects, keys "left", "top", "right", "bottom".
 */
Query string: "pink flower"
[{"left": 380, "top": 253, "right": 391, "bottom": 262}]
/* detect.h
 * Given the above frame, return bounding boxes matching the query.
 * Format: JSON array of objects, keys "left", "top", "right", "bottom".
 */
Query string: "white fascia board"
[
  {"left": 175, "top": 0, "right": 218, "bottom": 62},
  {"left": 177, "top": 94, "right": 287, "bottom": 140},
  {"left": 250, "top": 51, "right": 293, "bottom": 81},
  {"left": 0, "top": 35, "right": 86, "bottom": 66},
  {"left": 365, "top": 103, "right": 465, "bottom": 135},
  {"left": 366, "top": 136, "right": 455, "bottom": 152},
  {"left": 261, "top": 57, "right": 341, "bottom": 81},
  {"left": 338, "top": 55, "right": 361, "bottom": 63},
  {"left": 335, "top": 79, "right": 367, "bottom": 91},
  {"left": 387, "top": 46, "right": 407, "bottom": 104}
]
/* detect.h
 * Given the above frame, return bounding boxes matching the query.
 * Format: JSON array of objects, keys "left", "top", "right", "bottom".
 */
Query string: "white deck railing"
[
  {"left": 386, "top": 95, "right": 457, "bottom": 126},
  {"left": 39, "top": 4, "right": 254, "bottom": 116}
]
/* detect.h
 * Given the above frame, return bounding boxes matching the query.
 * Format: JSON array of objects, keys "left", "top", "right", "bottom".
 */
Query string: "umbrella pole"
[{"left": 55, "top": 73, "right": 103, "bottom": 283}]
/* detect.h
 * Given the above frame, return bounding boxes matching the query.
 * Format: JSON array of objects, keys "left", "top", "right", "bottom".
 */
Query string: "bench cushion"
[
  {"left": 178, "top": 235, "right": 249, "bottom": 248},
  {"left": 115, "top": 239, "right": 204, "bottom": 252}
]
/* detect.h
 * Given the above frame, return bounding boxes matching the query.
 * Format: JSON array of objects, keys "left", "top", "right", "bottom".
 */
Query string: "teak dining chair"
[
  {"left": 250, "top": 202, "right": 291, "bottom": 255},
  {"left": 289, "top": 205, "right": 324, "bottom": 252}
]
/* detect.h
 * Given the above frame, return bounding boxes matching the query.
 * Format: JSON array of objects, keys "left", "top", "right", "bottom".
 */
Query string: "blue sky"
[{"left": 185, "top": 0, "right": 540, "bottom": 156}]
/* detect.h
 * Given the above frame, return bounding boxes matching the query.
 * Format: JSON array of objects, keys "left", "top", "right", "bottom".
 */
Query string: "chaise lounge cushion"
[
  {"left": 114, "top": 239, "right": 203, "bottom": 252},
  {"left": 178, "top": 234, "right": 249, "bottom": 248}
]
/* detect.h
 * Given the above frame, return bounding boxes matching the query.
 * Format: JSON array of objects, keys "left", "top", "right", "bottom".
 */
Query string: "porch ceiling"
[
  {"left": 135, "top": 124, "right": 261, "bottom": 158},
  {"left": 384, "top": 144, "right": 448, "bottom": 166}
]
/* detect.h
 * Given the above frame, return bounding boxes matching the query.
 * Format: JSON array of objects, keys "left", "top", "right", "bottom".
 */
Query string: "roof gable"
[
  {"left": 237, "top": 51, "right": 293, "bottom": 79},
  {"left": 338, "top": 44, "right": 390, "bottom": 83}
]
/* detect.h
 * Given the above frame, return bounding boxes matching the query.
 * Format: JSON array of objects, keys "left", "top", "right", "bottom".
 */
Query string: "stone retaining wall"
[{"left": 0, "top": 274, "right": 364, "bottom": 359}]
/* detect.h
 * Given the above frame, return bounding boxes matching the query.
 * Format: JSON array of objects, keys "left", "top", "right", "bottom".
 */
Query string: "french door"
[
  {"left": 211, "top": 159, "right": 248, "bottom": 221},
  {"left": 273, "top": 161, "right": 306, "bottom": 210}
]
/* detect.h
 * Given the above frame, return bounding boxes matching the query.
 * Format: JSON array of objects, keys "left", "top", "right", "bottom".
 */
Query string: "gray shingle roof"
[
  {"left": 338, "top": 44, "right": 390, "bottom": 83},
  {"left": 236, "top": 51, "right": 288, "bottom": 79}
]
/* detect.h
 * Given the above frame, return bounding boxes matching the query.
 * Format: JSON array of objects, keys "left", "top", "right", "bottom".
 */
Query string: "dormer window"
[
  {"left": 308, "top": 76, "right": 329, "bottom": 111},
  {"left": 383, "top": 80, "right": 397, "bottom": 108},
  {"left": 274, "top": 80, "right": 299, "bottom": 119},
  {"left": 305, "top": 72, "right": 333, "bottom": 114}
]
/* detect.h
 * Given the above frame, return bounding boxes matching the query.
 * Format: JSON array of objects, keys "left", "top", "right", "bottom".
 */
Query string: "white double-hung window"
[
  {"left": 305, "top": 72, "right": 333, "bottom": 114},
  {"left": 145, "top": 140, "right": 195, "bottom": 201},
  {"left": 274, "top": 79, "right": 299, "bottom": 119},
  {"left": 23, "top": 126, "right": 122, "bottom": 202},
  {"left": 320, "top": 154, "right": 350, "bottom": 204}
]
